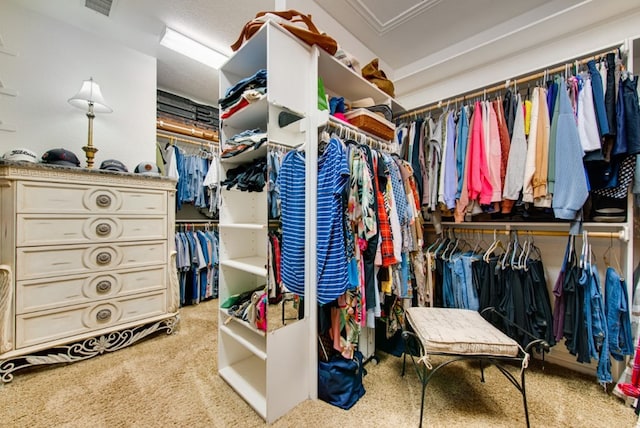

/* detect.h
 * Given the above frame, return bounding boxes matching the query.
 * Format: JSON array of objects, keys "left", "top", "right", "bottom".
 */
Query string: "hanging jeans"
[
  {"left": 442, "top": 260, "right": 455, "bottom": 308},
  {"left": 581, "top": 262, "right": 611, "bottom": 384},
  {"left": 605, "top": 267, "right": 634, "bottom": 361}
]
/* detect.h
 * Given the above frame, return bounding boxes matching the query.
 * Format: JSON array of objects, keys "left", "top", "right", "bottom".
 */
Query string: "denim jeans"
[
  {"left": 622, "top": 75, "right": 640, "bottom": 155},
  {"left": 580, "top": 261, "right": 609, "bottom": 383},
  {"left": 451, "top": 254, "right": 466, "bottom": 309},
  {"left": 442, "top": 261, "right": 455, "bottom": 308},
  {"left": 587, "top": 60, "right": 610, "bottom": 137},
  {"left": 461, "top": 253, "right": 481, "bottom": 310},
  {"left": 605, "top": 266, "right": 634, "bottom": 361}
]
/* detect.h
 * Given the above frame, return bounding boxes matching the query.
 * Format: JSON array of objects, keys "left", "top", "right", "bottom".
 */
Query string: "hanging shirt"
[
  {"left": 455, "top": 106, "right": 469, "bottom": 199},
  {"left": 467, "top": 101, "right": 492, "bottom": 205},
  {"left": 577, "top": 75, "right": 603, "bottom": 153},
  {"left": 502, "top": 95, "right": 527, "bottom": 212},
  {"left": 317, "top": 137, "right": 350, "bottom": 304},
  {"left": 522, "top": 87, "right": 540, "bottom": 203},
  {"left": 493, "top": 98, "right": 511, "bottom": 193},
  {"left": 552, "top": 79, "right": 589, "bottom": 220},
  {"left": 533, "top": 87, "right": 552, "bottom": 207},
  {"left": 277, "top": 150, "right": 307, "bottom": 297},
  {"left": 440, "top": 110, "right": 457, "bottom": 210},
  {"left": 486, "top": 102, "right": 502, "bottom": 203}
]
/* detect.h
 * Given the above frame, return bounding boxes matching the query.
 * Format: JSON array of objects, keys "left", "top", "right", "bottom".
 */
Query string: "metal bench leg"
[
  {"left": 419, "top": 376, "right": 427, "bottom": 428},
  {"left": 521, "top": 369, "right": 530, "bottom": 428}
]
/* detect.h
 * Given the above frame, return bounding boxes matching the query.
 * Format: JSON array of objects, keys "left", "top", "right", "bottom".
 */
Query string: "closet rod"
[
  {"left": 435, "top": 227, "right": 627, "bottom": 241},
  {"left": 175, "top": 220, "right": 218, "bottom": 225},
  {"left": 324, "top": 117, "right": 392, "bottom": 152},
  {"left": 157, "top": 118, "right": 219, "bottom": 142},
  {"left": 396, "top": 46, "right": 622, "bottom": 119},
  {"left": 157, "top": 131, "right": 219, "bottom": 149}
]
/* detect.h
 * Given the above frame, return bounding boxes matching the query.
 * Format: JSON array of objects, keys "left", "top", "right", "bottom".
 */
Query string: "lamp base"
[{"left": 82, "top": 145, "right": 98, "bottom": 169}]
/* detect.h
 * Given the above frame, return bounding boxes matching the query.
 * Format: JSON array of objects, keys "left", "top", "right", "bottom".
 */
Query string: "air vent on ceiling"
[{"left": 85, "top": 0, "right": 114, "bottom": 17}]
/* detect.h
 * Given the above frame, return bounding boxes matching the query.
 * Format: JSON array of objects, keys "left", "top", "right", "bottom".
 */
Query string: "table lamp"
[{"left": 68, "top": 77, "right": 112, "bottom": 168}]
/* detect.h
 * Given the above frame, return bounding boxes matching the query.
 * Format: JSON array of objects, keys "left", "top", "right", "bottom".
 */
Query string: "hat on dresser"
[
  {"left": 41, "top": 148, "right": 81, "bottom": 167},
  {"left": 100, "top": 159, "right": 128, "bottom": 172},
  {"left": 2, "top": 148, "right": 38, "bottom": 163},
  {"left": 134, "top": 161, "right": 161, "bottom": 176}
]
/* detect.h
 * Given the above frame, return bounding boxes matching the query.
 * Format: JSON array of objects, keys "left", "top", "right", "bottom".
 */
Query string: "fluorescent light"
[{"left": 160, "top": 27, "right": 228, "bottom": 69}]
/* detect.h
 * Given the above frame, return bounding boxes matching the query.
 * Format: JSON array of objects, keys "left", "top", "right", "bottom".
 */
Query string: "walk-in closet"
[{"left": 2, "top": 1, "right": 640, "bottom": 427}]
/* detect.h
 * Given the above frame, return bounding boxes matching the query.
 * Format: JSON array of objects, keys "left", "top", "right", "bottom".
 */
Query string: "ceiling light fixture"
[{"left": 160, "top": 27, "right": 228, "bottom": 69}]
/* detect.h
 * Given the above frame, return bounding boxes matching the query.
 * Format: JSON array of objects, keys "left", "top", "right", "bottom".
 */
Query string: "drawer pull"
[
  {"left": 96, "top": 309, "right": 112, "bottom": 322},
  {"left": 96, "top": 194, "right": 112, "bottom": 208},
  {"left": 96, "top": 280, "right": 112, "bottom": 294},
  {"left": 96, "top": 252, "right": 112, "bottom": 265},
  {"left": 96, "top": 223, "right": 112, "bottom": 236}
]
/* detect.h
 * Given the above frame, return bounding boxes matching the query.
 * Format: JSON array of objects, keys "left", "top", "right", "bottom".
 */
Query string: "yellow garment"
[
  {"left": 381, "top": 266, "right": 392, "bottom": 294},
  {"left": 524, "top": 99, "right": 532, "bottom": 136}
]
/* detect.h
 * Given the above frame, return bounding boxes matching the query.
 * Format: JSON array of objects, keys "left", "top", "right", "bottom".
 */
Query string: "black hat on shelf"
[
  {"left": 100, "top": 159, "right": 128, "bottom": 172},
  {"left": 41, "top": 148, "right": 81, "bottom": 167}
]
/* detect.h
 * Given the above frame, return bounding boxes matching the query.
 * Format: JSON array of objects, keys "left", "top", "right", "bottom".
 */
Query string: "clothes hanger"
[
  {"left": 427, "top": 232, "right": 444, "bottom": 253},
  {"left": 483, "top": 229, "right": 505, "bottom": 262},
  {"left": 602, "top": 232, "right": 623, "bottom": 279}
]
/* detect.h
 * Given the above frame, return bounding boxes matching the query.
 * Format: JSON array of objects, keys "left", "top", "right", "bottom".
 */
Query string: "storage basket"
[{"left": 344, "top": 108, "right": 395, "bottom": 141}]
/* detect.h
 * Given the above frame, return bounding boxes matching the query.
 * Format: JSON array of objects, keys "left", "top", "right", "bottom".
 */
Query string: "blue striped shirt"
[
  {"left": 277, "top": 150, "right": 307, "bottom": 297},
  {"left": 317, "top": 138, "right": 350, "bottom": 304}
]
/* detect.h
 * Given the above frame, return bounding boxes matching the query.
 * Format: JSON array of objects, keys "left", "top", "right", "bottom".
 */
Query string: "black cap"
[
  {"left": 41, "top": 148, "right": 81, "bottom": 167},
  {"left": 100, "top": 159, "right": 128, "bottom": 172}
]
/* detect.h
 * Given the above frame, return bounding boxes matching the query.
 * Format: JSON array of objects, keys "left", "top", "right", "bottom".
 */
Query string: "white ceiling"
[{"left": 14, "top": 0, "right": 640, "bottom": 109}]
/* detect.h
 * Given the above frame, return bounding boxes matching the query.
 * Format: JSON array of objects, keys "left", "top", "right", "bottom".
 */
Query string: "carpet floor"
[{"left": 1, "top": 300, "right": 638, "bottom": 427}]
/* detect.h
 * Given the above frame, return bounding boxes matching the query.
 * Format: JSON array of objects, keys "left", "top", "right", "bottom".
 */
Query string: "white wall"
[
  {"left": 398, "top": 9, "right": 640, "bottom": 110},
  {"left": 0, "top": 1, "right": 157, "bottom": 171}
]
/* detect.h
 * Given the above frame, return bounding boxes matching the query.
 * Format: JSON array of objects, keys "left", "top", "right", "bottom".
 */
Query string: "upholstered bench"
[{"left": 401, "top": 307, "right": 548, "bottom": 428}]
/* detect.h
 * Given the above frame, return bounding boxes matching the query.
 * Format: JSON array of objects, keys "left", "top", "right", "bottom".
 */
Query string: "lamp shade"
[{"left": 68, "top": 77, "right": 112, "bottom": 113}]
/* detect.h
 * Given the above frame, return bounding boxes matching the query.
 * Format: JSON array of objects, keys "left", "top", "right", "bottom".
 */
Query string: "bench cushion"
[{"left": 406, "top": 307, "right": 520, "bottom": 357}]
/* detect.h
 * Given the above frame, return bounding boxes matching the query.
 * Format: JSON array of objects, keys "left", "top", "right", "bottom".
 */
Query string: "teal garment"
[
  {"left": 547, "top": 77, "right": 562, "bottom": 195},
  {"left": 455, "top": 106, "right": 469, "bottom": 199},
  {"left": 552, "top": 79, "right": 589, "bottom": 220}
]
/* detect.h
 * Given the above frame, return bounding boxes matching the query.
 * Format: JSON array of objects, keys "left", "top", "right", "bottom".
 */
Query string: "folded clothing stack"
[
  {"left": 221, "top": 129, "right": 268, "bottom": 158},
  {"left": 221, "top": 157, "right": 267, "bottom": 192},
  {"left": 219, "top": 69, "right": 268, "bottom": 119}
]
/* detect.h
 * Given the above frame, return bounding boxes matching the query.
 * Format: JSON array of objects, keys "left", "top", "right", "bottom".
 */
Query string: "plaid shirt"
[{"left": 372, "top": 152, "right": 396, "bottom": 267}]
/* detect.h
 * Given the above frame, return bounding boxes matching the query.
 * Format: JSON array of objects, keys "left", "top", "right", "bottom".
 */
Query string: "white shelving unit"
[
  {"left": 217, "top": 22, "right": 314, "bottom": 423},
  {"left": 217, "top": 20, "right": 406, "bottom": 422}
]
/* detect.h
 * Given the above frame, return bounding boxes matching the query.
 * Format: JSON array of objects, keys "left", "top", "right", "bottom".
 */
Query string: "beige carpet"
[{"left": 1, "top": 300, "right": 637, "bottom": 428}]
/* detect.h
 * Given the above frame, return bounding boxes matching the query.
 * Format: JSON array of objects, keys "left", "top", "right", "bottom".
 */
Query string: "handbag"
[
  {"left": 361, "top": 58, "right": 395, "bottom": 98},
  {"left": 231, "top": 10, "right": 338, "bottom": 56},
  {"left": 318, "top": 350, "right": 366, "bottom": 410}
]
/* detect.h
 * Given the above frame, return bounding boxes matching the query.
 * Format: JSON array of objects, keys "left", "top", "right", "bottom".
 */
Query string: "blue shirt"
[
  {"left": 277, "top": 150, "right": 307, "bottom": 297},
  {"left": 317, "top": 138, "right": 350, "bottom": 304}
]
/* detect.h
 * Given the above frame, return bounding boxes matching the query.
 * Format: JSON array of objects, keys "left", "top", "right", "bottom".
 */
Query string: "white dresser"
[{"left": 0, "top": 161, "right": 179, "bottom": 382}]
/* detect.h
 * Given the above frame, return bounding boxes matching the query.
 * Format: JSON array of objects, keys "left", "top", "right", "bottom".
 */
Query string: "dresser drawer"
[
  {"left": 16, "top": 291, "right": 167, "bottom": 349},
  {"left": 16, "top": 241, "right": 167, "bottom": 281},
  {"left": 17, "top": 214, "right": 167, "bottom": 246},
  {"left": 16, "top": 182, "right": 167, "bottom": 214},
  {"left": 16, "top": 266, "right": 167, "bottom": 314}
]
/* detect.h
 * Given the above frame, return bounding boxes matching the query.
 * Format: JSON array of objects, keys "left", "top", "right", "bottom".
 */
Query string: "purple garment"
[{"left": 443, "top": 111, "right": 458, "bottom": 209}]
